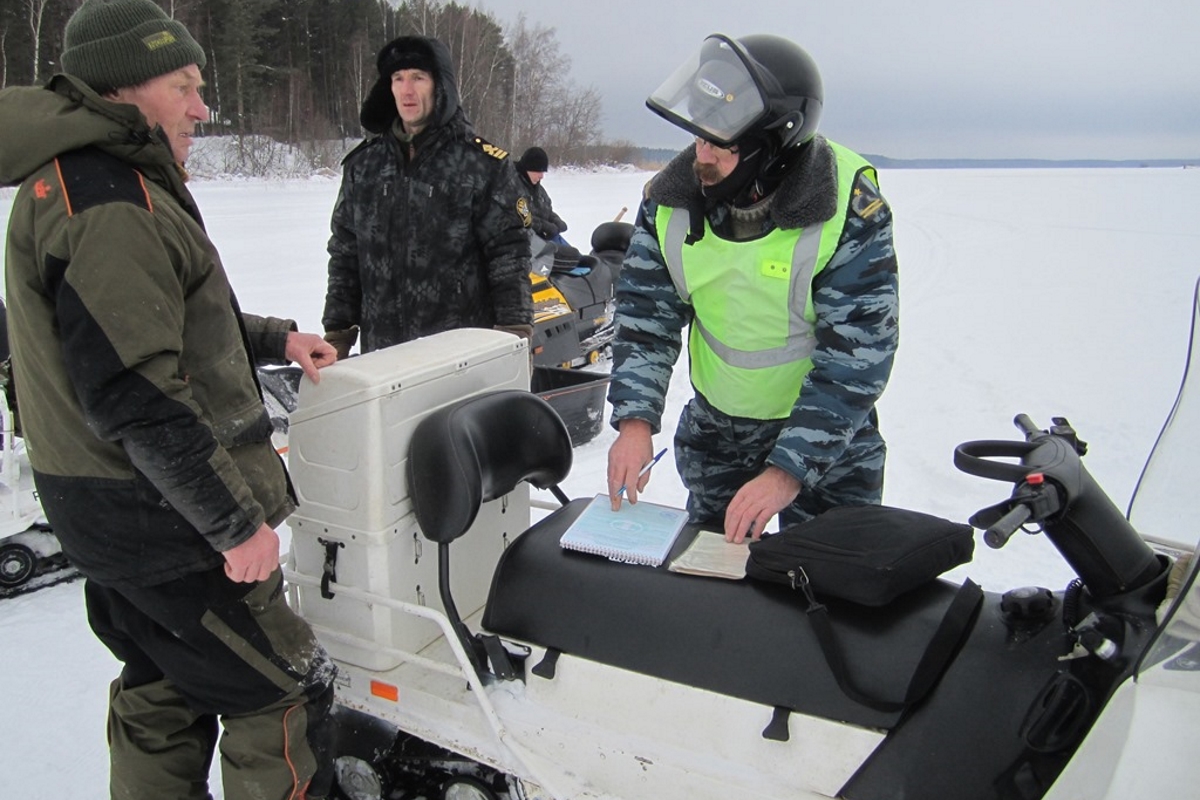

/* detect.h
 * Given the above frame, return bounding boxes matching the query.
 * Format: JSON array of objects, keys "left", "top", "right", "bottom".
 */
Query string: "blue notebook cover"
[{"left": 559, "top": 494, "right": 689, "bottom": 567}]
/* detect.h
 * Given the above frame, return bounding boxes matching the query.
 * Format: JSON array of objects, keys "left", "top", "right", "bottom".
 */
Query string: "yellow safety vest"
[{"left": 656, "top": 143, "right": 873, "bottom": 419}]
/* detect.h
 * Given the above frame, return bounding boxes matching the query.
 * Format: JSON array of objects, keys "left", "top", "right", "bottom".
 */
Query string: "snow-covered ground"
[{"left": 2, "top": 165, "right": 1198, "bottom": 797}]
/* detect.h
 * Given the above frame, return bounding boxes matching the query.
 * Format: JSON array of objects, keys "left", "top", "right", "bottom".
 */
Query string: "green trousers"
[{"left": 86, "top": 568, "right": 336, "bottom": 800}]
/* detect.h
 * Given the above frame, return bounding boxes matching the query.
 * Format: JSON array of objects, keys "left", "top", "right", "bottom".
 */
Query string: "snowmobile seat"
[
  {"left": 407, "top": 389, "right": 573, "bottom": 677},
  {"left": 589, "top": 220, "right": 633, "bottom": 285},
  {"left": 547, "top": 263, "right": 613, "bottom": 344},
  {"left": 590, "top": 220, "right": 634, "bottom": 254},
  {"left": 483, "top": 502, "right": 980, "bottom": 732},
  {"left": 408, "top": 389, "right": 573, "bottom": 544}
]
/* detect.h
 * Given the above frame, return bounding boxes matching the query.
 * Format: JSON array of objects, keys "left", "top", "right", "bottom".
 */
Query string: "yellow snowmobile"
[{"left": 529, "top": 221, "right": 632, "bottom": 369}]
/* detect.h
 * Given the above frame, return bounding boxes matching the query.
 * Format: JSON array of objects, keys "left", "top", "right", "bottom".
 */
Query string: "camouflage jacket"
[
  {"left": 607, "top": 136, "right": 899, "bottom": 490},
  {"left": 520, "top": 172, "right": 568, "bottom": 240},
  {"left": 0, "top": 76, "right": 297, "bottom": 588},
  {"left": 323, "top": 110, "right": 533, "bottom": 352}
]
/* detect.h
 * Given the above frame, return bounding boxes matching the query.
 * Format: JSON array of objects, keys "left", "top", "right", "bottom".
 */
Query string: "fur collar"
[{"left": 647, "top": 135, "right": 839, "bottom": 229}]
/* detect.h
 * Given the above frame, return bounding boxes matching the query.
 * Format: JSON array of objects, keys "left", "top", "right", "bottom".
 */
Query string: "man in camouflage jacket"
[
  {"left": 609, "top": 134, "right": 902, "bottom": 542},
  {"left": 322, "top": 35, "right": 533, "bottom": 356},
  {"left": 608, "top": 135, "right": 898, "bottom": 541},
  {"left": 607, "top": 35, "right": 898, "bottom": 543}
]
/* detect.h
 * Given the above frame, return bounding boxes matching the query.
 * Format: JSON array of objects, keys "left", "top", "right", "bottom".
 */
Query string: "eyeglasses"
[{"left": 695, "top": 136, "right": 739, "bottom": 155}]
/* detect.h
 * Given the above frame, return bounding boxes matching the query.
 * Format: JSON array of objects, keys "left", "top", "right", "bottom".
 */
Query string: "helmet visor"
[{"left": 646, "top": 35, "right": 767, "bottom": 147}]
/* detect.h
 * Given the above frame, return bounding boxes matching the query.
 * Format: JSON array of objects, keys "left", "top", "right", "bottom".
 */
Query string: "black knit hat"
[
  {"left": 61, "top": 0, "right": 206, "bottom": 94},
  {"left": 517, "top": 146, "right": 549, "bottom": 173}
]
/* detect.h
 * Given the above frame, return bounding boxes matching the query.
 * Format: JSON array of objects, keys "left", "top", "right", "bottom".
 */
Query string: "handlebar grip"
[
  {"left": 983, "top": 504, "right": 1032, "bottom": 549},
  {"left": 1014, "top": 414, "right": 1041, "bottom": 438}
]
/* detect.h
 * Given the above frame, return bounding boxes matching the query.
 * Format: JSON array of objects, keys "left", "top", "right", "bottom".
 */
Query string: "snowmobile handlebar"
[
  {"left": 954, "top": 415, "right": 1163, "bottom": 600},
  {"left": 981, "top": 503, "right": 1032, "bottom": 549},
  {"left": 1013, "top": 413, "right": 1041, "bottom": 437}
]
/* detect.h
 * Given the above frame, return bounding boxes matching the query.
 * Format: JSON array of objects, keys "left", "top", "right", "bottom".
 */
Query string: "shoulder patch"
[
  {"left": 851, "top": 169, "right": 886, "bottom": 220},
  {"left": 54, "top": 147, "right": 151, "bottom": 217},
  {"left": 516, "top": 196, "right": 532, "bottom": 228},
  {"left": 473, "top": 137, "right": 509, "bottom": 160}
]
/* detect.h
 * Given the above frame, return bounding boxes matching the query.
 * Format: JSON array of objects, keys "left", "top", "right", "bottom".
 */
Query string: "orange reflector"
[{"left": 370, "top": 680, "right": 399, "bottom": 702}]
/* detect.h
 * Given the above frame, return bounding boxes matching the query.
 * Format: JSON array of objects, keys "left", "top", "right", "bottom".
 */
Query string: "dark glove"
[
  {"left": 534, "top": 218, "right": 561, "bottom": 240},
  {"left": 494, "top": 324, "right": 534, "bottom": 341},
  {"left": 323, "top": 326, "right": 359, "bottom": 360}
]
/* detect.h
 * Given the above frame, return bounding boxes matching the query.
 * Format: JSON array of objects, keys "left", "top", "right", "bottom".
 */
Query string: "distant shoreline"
[
  {"left": 635, "top": 147, "right": 1199, "bottom": 170},
  {"left": 864, "top": 155, "right": 1200, "bottom": 170}
]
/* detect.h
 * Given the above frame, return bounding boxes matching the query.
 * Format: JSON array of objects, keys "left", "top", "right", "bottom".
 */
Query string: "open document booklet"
[
  {"left": 559, "top": 496, "right": 750, "bottom": 577},
  {"left": 668, "top": 530, "right": 749, "bottom": 580},
  {"left": 559, "top": 494, "right": 689, "bottom": 567}
]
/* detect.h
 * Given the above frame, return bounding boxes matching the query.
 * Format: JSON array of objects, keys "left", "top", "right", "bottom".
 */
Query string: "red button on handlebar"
[{"left": 1026, "top": 473, "right": 1045, "bottom": 485}]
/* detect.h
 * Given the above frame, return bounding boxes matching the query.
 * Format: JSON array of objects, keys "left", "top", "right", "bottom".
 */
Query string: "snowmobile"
[
  {"left": 0, "top": 300, "right": 71, "bottom": 595},
  {"left": 0, "top": 398, "right": 68, "bottom": 594},
  {"left": 279, "top": 275, "right": 1200, "bottom": 800},
  {"left": 525, "top": 219, "right": 632, "bottom": 448},
  {"left": 258, "top": 363, "right": 304, "bottom": 454},
  {"left": 528, "top": 219, "right": 632, "bottom": 370}
]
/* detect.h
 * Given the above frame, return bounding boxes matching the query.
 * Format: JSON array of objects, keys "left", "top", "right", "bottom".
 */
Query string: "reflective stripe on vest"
[{"left": 657, "top": 143, "right": 873, "bottom": 419}]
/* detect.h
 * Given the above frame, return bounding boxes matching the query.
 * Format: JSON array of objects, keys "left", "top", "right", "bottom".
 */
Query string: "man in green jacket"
[{"left": 0, "top": 1, "right": 338, "bottom": 797}]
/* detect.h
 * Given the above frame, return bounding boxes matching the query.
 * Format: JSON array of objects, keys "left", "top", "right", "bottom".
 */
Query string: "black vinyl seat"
[{"left": 407, "top": 389, "right": 573, "bottom": 676}]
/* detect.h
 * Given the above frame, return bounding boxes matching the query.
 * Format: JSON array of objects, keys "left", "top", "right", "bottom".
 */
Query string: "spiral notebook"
[{"left": 559, "top": 494, "right": 689, "bottom": 567}]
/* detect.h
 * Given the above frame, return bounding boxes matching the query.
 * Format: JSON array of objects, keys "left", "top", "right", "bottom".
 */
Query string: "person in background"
[
  {"left": 515, "top": 145, "right": 568, "bottom": 242},
  {"left": 322, "top": 35, "right": 533, "bottom": 358},
  {"left": 605, "top": 34, "right": 899, "bottom": 543},
  {"left": 0, "top": 1, "right": 338, "bottom": 797},
  {"left": 516, "top": 145, "right": 598, "bottom": 276}
]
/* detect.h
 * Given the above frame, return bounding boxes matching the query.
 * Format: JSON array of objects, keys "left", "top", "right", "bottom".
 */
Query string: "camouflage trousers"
[
  {"left": 85, "top": 568, "right": 336, "bottom": 800},
  {"left": 674, "top": 395, "right": 886, "bottom": 529}
]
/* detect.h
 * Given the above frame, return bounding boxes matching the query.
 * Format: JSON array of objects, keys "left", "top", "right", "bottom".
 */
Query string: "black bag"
[
  {"left": 746, "top": 504, "right": 975, "bottom": 606},
  {"left": 746, "top": 504, "right": 981, "bottom": 716}
]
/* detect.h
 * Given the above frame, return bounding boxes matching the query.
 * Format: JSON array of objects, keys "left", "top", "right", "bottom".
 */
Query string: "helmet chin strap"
[
  {"left": 686, "top": 145, "right": 764, "bottom": 244},
  {"left": 684, "top": 130, "right": 814, "bottom": 244},
  {"left": 681, "top": 144, "right": 753, "bottom": 244},
  {"left": 701, "top": 139, "right": 767, "bottom": 203}
]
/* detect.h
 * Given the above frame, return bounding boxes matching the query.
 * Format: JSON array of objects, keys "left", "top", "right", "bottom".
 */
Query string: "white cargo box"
[
  {"left": 287, "top": 328, "right": 529, "bottom": 533},
  {"left": 286, "top": 329, "right": 532, "bottom": 670}
]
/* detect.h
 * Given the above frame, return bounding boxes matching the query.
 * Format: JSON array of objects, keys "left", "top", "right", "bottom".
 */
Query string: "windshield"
[
  {"left": 645, "top": 35, "right": 767, "bottom": 147},
  {"left": 1132, "top": 276, "right": 1200, "bottom": 674},
  {"left": 1128, "top": 275, "right": 1200, "bottom": 550}
]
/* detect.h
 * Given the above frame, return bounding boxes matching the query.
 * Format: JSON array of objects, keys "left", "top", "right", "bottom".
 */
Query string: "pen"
[{"left": 617, "top": 448, "right": 668, "bottom": 498}]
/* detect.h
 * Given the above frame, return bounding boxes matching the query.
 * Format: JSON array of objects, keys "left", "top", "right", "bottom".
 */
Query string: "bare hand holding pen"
[{"left": 607, "top": 419, "right": 662, "bottom": 509}]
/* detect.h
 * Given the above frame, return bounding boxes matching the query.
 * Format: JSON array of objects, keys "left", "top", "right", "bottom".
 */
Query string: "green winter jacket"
[{"left": 1, "top": 75, "right": 297, "bottom": 588}]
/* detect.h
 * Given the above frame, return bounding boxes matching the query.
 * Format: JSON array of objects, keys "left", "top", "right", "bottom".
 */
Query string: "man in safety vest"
[{"left": 605, "top": 34, "right": 899, "bottom": 542}]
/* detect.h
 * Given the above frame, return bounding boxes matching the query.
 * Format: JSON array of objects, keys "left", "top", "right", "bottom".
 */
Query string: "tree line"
[{"left": 0, "top": 0, "right": 639, "bottom": 172}]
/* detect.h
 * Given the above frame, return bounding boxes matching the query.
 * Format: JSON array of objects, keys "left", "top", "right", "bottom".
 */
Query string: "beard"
[{"left": 693, "top": 160, "right": 726, "bottom": 186}]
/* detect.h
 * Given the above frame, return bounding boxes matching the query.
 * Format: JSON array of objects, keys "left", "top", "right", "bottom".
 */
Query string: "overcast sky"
[{"left": 473, "top": 0, "right": 1199, "bottom": 160}]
